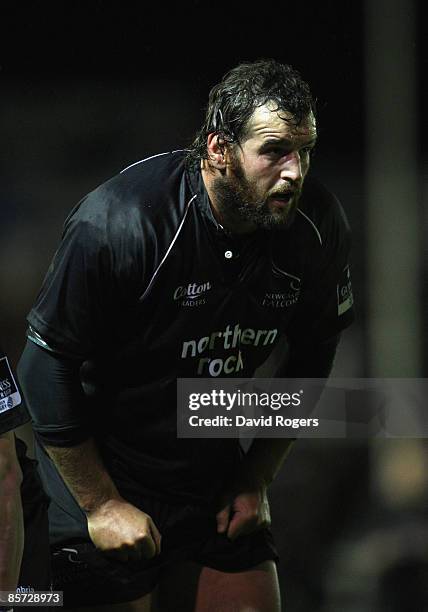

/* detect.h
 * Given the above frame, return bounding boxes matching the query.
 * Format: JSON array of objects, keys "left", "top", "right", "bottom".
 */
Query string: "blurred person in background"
[
  {"left": 0, "top": 344, "right": 50, "bottom": 611},
  {"left": 18, "top": 59, "right": 354, "bottom": 611}
]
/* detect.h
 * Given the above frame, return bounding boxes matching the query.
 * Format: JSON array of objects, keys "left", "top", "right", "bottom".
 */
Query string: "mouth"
[{"left": 268, "top": 192, "right": 294, "bottom": 208}]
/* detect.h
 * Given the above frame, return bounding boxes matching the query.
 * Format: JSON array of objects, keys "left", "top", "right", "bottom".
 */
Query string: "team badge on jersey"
[
  {"left": 337, "top": 265, "right": 354, "bottom": 315},
  {"left": 0, "top": 356, "right": 21, "bottom": 414},
  {"left": 262, "top": 266, "right": 301, "bottom": 309}
]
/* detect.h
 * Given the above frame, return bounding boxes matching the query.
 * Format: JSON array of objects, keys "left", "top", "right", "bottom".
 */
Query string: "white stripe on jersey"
[
  {"left": 139, "top": 194, "right": 197, "bottom": 301},
  {"left": 120, "top": 150, "right": 187, "bottom": 174},
  {"left": 297, "top": 208, "right": 323, "bottom": 246}
]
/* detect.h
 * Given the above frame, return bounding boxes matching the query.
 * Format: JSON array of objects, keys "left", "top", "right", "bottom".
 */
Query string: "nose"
[{"left": 280, "top": 151, "right": 302, "bottom": 182}]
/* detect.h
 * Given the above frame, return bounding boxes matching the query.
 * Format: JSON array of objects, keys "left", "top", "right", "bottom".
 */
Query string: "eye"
[{"left": 263, "top": 147, "right": 287, "bottom": 159}]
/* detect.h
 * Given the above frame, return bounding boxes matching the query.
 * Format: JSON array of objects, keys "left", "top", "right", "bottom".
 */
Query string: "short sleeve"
[
  {"left": 27, "top": 187, "right": 148, "bottom": 358},
  {"left": 288, "top": 191, "right": 355, "bottom": 342}
]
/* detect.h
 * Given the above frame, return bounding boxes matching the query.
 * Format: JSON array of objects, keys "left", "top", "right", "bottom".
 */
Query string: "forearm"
[
  {"left": 45, "top": 438, "right": 161, "bottom": 561},
  {"left": 240, "top": 334, "right": 341, "bottom": 489},
  {"left": 0, "top": 433, "right": 24, "bottom": 590},
  {"left": 45, "top": 437, "right": 122, "bottom": 514}
]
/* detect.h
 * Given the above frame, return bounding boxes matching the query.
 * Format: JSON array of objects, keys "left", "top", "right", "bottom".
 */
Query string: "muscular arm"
[
  {"left": 0, "top": 432, "right": 24, "bottom": 590},
  {"left": 45, "top": 438, "right": 161, "bottom": 561},
  {"left": 18, "top": 340, "right": 161, "bottom": 561},
  {"left": 44, "top": 437, "right": 121, "bottom": 513},
  {"left": 243, "top": 333, "right": 341, "bottom": 484},
  {"left": 217, "top": 334, "right": 340, "bottom": 539}
]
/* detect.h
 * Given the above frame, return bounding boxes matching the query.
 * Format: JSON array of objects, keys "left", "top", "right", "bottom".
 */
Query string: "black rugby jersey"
[{"left": 27, "top": 150, "right": 354, "bottom": 502}]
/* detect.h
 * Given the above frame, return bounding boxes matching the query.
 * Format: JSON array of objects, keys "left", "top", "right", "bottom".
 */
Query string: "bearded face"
[
  {"left": 212, "top": 146, "right": 303, "bottom": 231},
  {"left": 209, "top": 105, "right": 316, "bottom": 233}
]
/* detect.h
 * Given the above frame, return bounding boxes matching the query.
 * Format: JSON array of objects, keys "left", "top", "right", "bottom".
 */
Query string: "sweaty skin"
[
  {"left": 45, "top": 438, "right": 161, "bottom": 562},
  {"left": 202, "top": 103, "right": 317, "bottom": 233}
]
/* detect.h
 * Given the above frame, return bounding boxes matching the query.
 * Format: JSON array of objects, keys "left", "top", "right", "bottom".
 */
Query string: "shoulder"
[
  {"left": 62, "top": 150, "right": 188, "bottom": 248},
  {"left": 119, "top": 149, "right": 187, "bottom": 181}
]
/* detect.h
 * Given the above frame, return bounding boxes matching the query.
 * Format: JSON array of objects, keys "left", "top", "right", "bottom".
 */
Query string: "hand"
[
  {"left": 87, "top": 498, "right": 161, "bottom": 562},
  {"left": 216, "top": 485, "right": 271, "bottom": 541}
]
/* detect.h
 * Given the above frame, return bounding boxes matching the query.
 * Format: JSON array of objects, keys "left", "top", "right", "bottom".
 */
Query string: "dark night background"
[{"left": 1, "top": 1, "right": 427, "bottom": 610}]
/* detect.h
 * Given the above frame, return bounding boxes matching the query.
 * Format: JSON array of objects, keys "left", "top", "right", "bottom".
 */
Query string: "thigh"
[
  {"left": 65, "top": 592, "right": 154, "bottom": 612},
  {"left": 156, "top": 560, "right": 281, "bottom": 612}
]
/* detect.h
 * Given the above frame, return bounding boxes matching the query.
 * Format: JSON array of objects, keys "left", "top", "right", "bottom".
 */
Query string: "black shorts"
[{"left": 52, "top": 492, "right": 278, "bottom": 607}]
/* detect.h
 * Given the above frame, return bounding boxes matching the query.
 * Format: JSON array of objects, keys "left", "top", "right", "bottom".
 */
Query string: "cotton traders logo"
[{"left": 173, "top": 281, "right": 212, "bottom": 307}]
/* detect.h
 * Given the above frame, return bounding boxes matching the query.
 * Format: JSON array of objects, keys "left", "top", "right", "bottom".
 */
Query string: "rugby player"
[{"left": 18, "top": 59, "right": 354, "bottom": 611}]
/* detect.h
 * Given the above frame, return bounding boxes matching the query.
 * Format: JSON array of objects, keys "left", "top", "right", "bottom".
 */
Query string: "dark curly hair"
[{"left": 186, "top": 59, "right": 315, "bottom": 168}]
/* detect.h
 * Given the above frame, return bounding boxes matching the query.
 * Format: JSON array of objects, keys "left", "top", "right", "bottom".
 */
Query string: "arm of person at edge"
[
  {"left": 216, "top": 333, "right": 340, "bottom": 540},
  {"left": 45, "top": 438, "right": 161, "bottom": 562},
  {"left": 17, "top": 343, "right": 161, "bottom": 564},
  {"left": 0, "top": 431, "right": 24, "bottom": 590}
]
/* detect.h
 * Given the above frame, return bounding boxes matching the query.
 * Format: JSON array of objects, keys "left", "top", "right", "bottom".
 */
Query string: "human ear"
[{"left": 206, "top": 133, "right": 227, "bottom": 170}]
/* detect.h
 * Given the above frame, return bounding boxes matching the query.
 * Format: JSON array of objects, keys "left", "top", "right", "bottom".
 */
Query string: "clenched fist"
[
  {"left": 216, "top": 485, "right": 271, "bottom": 541},
  {"left": 87, "top": 498, "right": 161, "bottom": 562}
]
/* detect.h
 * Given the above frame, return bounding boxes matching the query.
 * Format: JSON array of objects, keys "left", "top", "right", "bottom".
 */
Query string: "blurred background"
[{"left": 1, "top": 0, "right": 426, "bottom": 609}]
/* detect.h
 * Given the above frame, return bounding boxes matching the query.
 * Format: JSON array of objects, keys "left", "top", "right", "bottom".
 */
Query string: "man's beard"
[{"left": 212, "top": 153, "right": 302, "bottom": 232}]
